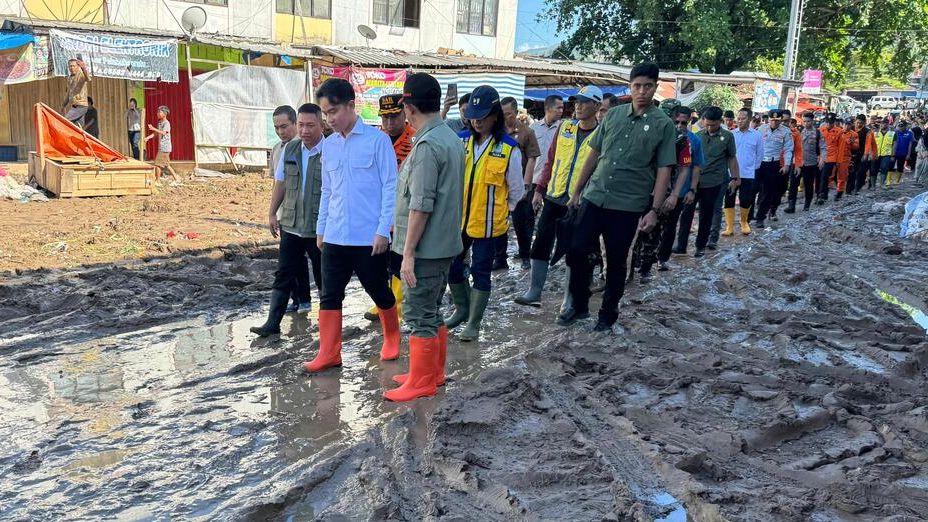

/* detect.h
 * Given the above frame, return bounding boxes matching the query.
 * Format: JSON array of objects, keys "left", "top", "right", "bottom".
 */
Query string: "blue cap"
[
  {"left": 464, "top": 85, "right": 500, "bottom": 120},
  {"left": 575, "top": 85, "right": 603, "bottom": 103}
]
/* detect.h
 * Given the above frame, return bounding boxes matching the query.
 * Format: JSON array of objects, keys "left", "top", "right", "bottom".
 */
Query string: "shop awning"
[
  {"left": 524, "top": 85, "right": 629, "bottom": 101},
  {"left": 0, "top": 32, "right": 34, "bottom": 50}
]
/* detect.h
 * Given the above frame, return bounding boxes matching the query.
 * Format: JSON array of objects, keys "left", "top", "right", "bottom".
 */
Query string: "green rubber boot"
[
  {"left": 444, "top": 283, "right": 471, "bottom": 329},
  {"left": 458, "top": 289, "right": 490, "bottom": 342}
]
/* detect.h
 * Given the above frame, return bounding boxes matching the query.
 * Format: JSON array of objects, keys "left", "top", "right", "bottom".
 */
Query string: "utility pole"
[{"left": 780, "top": 0, "right": 805, "bottom": 109}]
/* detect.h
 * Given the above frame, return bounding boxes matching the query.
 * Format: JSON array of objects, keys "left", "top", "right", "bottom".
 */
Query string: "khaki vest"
[{"left": 279, "top": 140, "right": 322, "bottom": 237}]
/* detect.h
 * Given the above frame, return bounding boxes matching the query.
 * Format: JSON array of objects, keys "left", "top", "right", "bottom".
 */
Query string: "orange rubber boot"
[
  {"left": 379, "top": 305, "right": 401, "bottom": 361},
  {"left": 303, "top": 309, "right": 342, "bottom": 373},
  {"left": 384, "top": 336, "right": 438, "bottom": 402},
  {"left": 392, "top": 324, "right": 447, "bottom": 386}
]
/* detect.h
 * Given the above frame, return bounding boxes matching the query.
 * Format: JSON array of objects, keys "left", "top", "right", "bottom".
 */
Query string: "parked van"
[{"left": 868, "top": 96, "right": 900, "bottom": 110}]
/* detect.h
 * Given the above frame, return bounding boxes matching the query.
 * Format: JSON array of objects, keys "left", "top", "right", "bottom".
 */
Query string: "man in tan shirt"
[{"left": 62, "top": 58, "right": 91, "bottom": 128}]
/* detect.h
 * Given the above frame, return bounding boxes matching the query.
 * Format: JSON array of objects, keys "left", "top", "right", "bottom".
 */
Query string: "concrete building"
[{"left": 0, "top": 0, "right": 516, "bottom": 59}]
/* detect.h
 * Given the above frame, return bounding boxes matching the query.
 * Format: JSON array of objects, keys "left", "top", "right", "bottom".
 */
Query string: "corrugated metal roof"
[
  {"left": 0, "top": 16, "right": 316, "bottom": 59},
  {"left": 310, "top": 46, "right": 629, "bottom": 85},
  {"left": 674, "top": 70, "right": 804, "bottom": 87}
]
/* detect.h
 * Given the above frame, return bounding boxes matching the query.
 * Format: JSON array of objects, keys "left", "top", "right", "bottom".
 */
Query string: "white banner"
[{"left": 191, "top": 65, "right": 308, "bottom": 155}]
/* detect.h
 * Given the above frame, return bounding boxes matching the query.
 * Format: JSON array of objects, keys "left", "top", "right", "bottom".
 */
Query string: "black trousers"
[
  {"left": 799, "top": 165, "right": 819, "bottom": 208},
  {"left": 511, "top": 193, "right": 536, "bottom": 260},
  {"left": 771, "top": 166, "right": 791, "bottom": 213},
  {"left": 847, "top": 155, "right": 861, "bottom": 193},
  {"left": 529, "top": 198, "right": 568, "bottom": 262},
  {"left": 724, "top": 178, "right": 756, "bottom": 209},
  {"left": 677, "top": 184, "right": 723, "bottom": 251},
  {"left": 868, "top": 159, "right": 880, "bottom": 189},
  {"left": 818, "top": 162, "right": 835, "bottom": 199},
  {"left": 319, "top": 243, "right": 395, "bottom": 311},
  {"left": 566, "top": 200, "right": 641, "bottom": 326},
  {"left": 658, "top": 199, "right": 686, "bottom": 263},
  {"left": 788, "top": 165, "right": 804, "bottom": 203},
  {"left": 274, "top": 232, "right": 322, "bottom": 304},
  {"left": 754, "top": 161, "right": 783, "bottom": 220}
]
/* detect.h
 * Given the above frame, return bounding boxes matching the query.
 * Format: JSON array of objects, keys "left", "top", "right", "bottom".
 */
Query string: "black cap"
[
  {"left": 378, "top": 94, "right": 404, "bottom": 116},
  {"left": 768, "top": 109, "right": 782, "bottom": 119},
  {"left": 825, "top": 112, "right": 837, "bottom": 123},
  {"left": 401, "top": 73, "right": 442, "bottom": 106}
]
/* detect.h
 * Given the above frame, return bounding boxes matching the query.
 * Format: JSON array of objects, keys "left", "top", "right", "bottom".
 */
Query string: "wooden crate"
[{"left": 29, "top": 152, "right": 154, "bottom": 198}]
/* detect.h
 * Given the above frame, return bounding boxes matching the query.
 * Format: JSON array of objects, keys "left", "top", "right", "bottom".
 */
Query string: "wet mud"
[{"left": 2, "top": 186, "right": 928, "bottom": 521}]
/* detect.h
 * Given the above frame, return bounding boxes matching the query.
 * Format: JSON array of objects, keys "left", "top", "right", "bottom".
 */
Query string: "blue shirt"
[
  {"left": 895, "top": 130, "right": 914, "bottom": 157},
  {"left": 317, "top": 117, "right": 398, "bottom": 246},
  {"left": 678, "top": 130, "right": 704, "bottom": 196},
  {"left": 732, "top": 127, "right": 764, "bottom": 179}
]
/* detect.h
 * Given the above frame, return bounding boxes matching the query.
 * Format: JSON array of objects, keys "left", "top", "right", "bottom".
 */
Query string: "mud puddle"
[{"left": 3, "top": 185, "right": 928, "bottom": 520}]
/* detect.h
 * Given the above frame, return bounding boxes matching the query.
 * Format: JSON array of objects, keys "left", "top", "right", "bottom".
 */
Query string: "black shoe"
[
  {"left": 803, "top": 204, "right": 810, "bottom": 211},
  {"left": 592, "top": 321, "right": 612, "bottom": 332},
  {"left": 815, "top": 198, "right": 824, "bottom": 206},
  {"left": 770, "top": 213, "right": 779, "bottom": 222},
  {"left": 556, "top": 308, "right": 590, "bottom": 326},
  {"left": 835, "top": 191, "right": 843, "bottom": 201},
  {"left": 671, "top": 246, "right": 686, "bottom": 255},
  {"left": 784, "top": 201, "right": 796, "bottom": 214},
  {"left": 694, "top": 249, "right": 705, "bottom": 258},
  {"left": 706, "top": 243, "right": 717, "bottom": 251},
  {"left": 657, "top": 261, "right": 670, "bottom": 272},
  {"left": 249, "top": 324, "right": 281, "bottom": 337},
  {"left": 755, "top": 220, "right": 766, "bottom": 229},
  {"left": 492, "top": 259, "right": 509, "bottom": 271},
  {"left": 520, "top": 258, "right": 531, "bottom": 270},
  {"left": 639, "top": 270, "right": 653, "bottom": 283}
]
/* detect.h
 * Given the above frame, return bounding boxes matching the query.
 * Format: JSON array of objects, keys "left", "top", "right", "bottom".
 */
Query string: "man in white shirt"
[
  {"left": 529, "top": 95, "right": 564, "bottom": 185},
  {"left": 303, "top": 78, "right": 400, "bottom": 374},
  {"left": 251, "top": 104, "right": 325, "bottom": 337}
]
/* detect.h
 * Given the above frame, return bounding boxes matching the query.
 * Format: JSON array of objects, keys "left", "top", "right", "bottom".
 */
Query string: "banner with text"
[
  {"left": 50, "top": 29, "right": 179, "bottom": 82},
  {"left": 752, "top": 79, "right": 783, "bottom": 113},
  {"left": 312, "top": 65, "right": 406, "bottom": 124},
  {"left": 0, "top": 38, "right": 50, "bottom": 85},
  {"left": 801, "top": 69, "right": 823, "bottom": 94}
]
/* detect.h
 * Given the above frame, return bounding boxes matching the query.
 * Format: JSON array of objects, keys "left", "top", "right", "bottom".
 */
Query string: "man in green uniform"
[
  {"left": 562, "top": 63, "right": 677, "bottom": 332},
  {"left": 384, "top": 73, "right": 465, "bottom": 402}
]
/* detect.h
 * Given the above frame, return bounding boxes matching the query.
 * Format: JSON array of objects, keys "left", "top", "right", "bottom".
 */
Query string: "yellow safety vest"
[
  {"left": 461, "top": 131, "right": 517, "bottom": 239},
  {"left": 875, "top": 130, "right": 895, "bottom": 157},
  {"left": 547, "top": 120, "right": 598, "bottom": 200}
]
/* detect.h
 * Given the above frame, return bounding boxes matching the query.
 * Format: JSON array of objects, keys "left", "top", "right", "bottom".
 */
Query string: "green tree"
[
  {"left": 690, "top": 86, "right": 743, "bottom": 113},
  {"left": 543, "top": 0, "right": 928, "bottom": 85}
]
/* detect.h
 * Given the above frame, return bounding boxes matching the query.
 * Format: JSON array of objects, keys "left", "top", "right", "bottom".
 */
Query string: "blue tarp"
[
  {"left": 525, "top": 86, "right": 629, "bottom": 101},
  {"left": 0, "top": 33, "right": 35, "bottom": 51}
]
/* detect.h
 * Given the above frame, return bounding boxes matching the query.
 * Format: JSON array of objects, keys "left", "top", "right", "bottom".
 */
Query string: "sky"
[{"left": 514, "top": 0, "right": 563, "bottom": 53}]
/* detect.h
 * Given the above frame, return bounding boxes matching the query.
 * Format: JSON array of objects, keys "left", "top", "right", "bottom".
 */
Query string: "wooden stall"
[{"left": 28, "top": 102, "right": 153, "bottom": 198}]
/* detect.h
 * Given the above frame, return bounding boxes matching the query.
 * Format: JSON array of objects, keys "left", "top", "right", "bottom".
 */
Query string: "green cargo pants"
[{"left": 403, "top": 257, "right": 452, "bottom": 338}]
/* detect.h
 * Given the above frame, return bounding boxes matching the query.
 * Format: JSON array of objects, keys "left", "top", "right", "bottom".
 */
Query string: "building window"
[
  {"left": 182, "top": 0, "right": 228, "bottom": 5},
  {"left": 456, "top": 0, "right": 496, "bottom": 36},
  {"left": 373, "top": 0, "right": 420, "bottom": 28},
  {"left": 276, "top": 0, "right": 331, "bottom": 19}
]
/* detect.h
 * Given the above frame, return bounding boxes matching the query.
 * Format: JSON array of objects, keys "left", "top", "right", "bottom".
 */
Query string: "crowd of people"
[{"left": 240, "top": 63, "right": 922, "bottom": 403}]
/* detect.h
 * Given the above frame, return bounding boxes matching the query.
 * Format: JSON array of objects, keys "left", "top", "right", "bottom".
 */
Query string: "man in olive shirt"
[
  {"left": 384, "top": 73, "right": 465, "bottom": 402},
  {"left": 676, "top": 106, "right": 740, "bottom": 258},
  {"left": 563, "top": 63, "right": 676, "bottom": 332}
]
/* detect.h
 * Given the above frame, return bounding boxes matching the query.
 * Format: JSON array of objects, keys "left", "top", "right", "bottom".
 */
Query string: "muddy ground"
[
  {"left": 1, "top": 182, "right": 927, "bottom": 521},
  {"left": 0, "top": 166, "right": 272, "bottom": 272}
]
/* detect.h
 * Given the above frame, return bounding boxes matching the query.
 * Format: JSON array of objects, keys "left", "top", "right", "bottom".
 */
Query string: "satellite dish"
[
  {"left": 180, "top": 6, "right": 208, "bottom": 37},
  {"left": 358, "top": 24, "right": 377, "bottom": 46}
]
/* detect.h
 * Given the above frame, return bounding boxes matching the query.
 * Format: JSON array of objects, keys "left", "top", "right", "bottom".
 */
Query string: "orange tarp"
[{"left": 33, "top": 103, "right": 125, "bottom": 162}]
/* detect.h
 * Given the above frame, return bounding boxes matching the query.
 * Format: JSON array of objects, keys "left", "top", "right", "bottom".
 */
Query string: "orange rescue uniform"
[
  {"left": 835, "top": 129, "right": 860, "bottom": 192},
  {"left": 820, "top": 125, "right": 844, "bottom": 164},
  {"left": 392, "top": 124, "right": 415, "bottom": 165}
]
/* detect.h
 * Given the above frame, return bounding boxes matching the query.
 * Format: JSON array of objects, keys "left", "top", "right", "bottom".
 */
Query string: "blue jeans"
[{"left": 449, "top": 233, "right": 496, "bottom": 292}]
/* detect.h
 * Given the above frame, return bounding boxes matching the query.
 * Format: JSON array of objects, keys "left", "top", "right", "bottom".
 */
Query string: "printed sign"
[
  {"left": 50, "top": 29, "right": 179, "bottom": 82},
  {"left": 312, "top": 65, "right": 406, "bottom": 124},
  {"left": 0, "top": 37, "right": 50, "bottom": 85},
  {"left": 752, "top": 80, "right": 783, "bottom": 113},
  {"left": 801, "top": 69, "right": 823, "bottom": 94}
]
